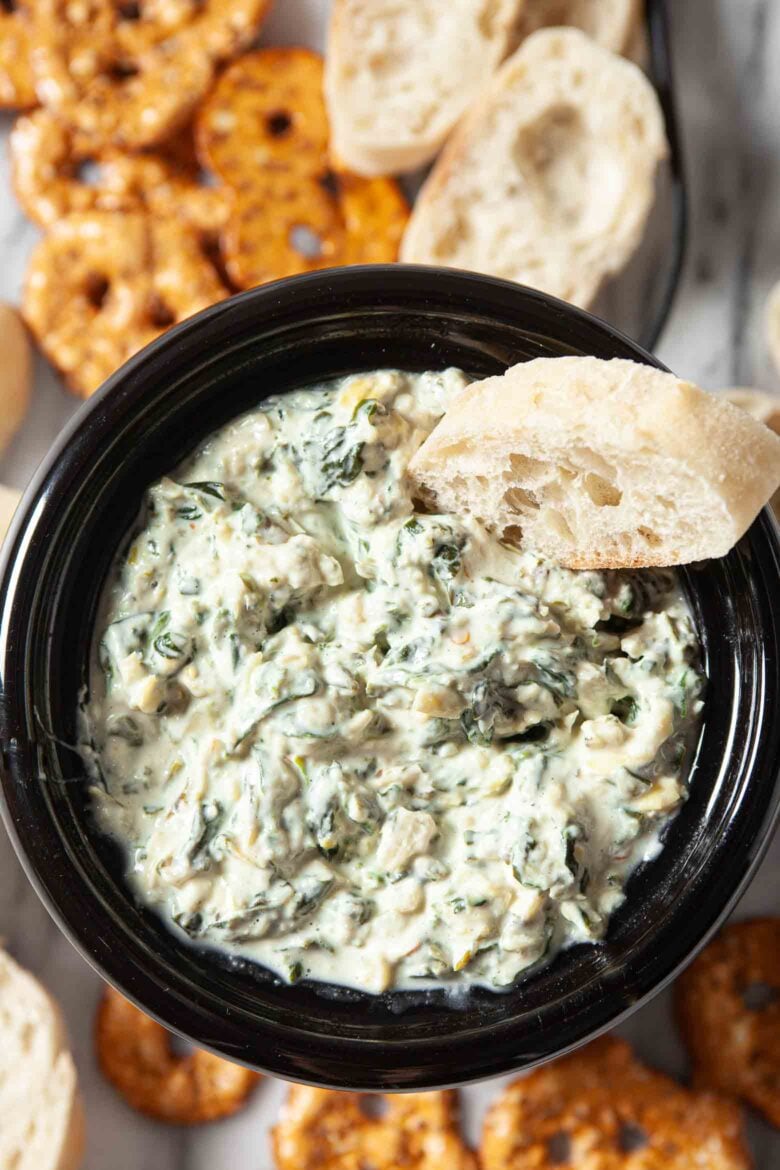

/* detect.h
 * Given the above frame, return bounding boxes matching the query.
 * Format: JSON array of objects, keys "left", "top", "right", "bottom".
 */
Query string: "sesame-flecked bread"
[
  {"left": 0, "top": 949, "right": 84, "bottom": 1170},
  {"left": 408, "top": 357, "right": 780, "bottom": 569},
  {"left": 324, "top": 0, "right": 526, "bottom": 176},
  {"left": 512, "top": 0, "right": 642, "bottom": 55},
  {"left": 400, "top": 28, "right": 667, "bottom": 309}
]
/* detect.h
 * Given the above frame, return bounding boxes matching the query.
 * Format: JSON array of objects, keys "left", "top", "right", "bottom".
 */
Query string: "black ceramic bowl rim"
[{"left": 1, "top": 265, "right": 780, "bottom": 1091}]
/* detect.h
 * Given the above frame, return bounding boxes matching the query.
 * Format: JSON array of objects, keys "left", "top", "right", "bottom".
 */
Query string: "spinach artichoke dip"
[{"left": 82, "top": 368, "right": 704, "bottom": 994}]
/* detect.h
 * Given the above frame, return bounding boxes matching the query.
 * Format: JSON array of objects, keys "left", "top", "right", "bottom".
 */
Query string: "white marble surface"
[{"left": 1, "top": 2, "right": 779, "bottom": 1166}]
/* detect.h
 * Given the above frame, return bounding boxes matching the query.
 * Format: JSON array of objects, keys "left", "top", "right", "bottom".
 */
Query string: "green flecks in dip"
[{"left": 82, "top": 369, "right": 704, "bottom": 994}]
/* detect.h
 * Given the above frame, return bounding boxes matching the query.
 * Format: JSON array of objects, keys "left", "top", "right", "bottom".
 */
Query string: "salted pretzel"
[
  {"left": 0, "top": 1, "right": 36, "bottom": 108},
  {"left": 676, "top": 917, "right": 780, "bottom": 1127},
  {"left": 196, "top": 48, "right": 409, "bottom": 288},
  {"left": 96, "top": 986, "right": 260, "bottom": 1124},
  {"left": 11, "top": 108, "right": 229, "bottom": 231},
  {"left": 273, "top": 1084, "right": 477, "bottom": 1170},
  {"left": 29, "top": 0, "right": 273, "bottom": 149},
  {"left": 23, "top": 210, "right": 227, "bottom": 397},
  {"left": 481, "top": 1036, "right": 751, "bottom": 1169}
]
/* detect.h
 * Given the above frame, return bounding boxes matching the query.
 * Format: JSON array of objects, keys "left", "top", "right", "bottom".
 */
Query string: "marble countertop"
[{"left": 1, "top": 2, "right": 779, "bottom": 1166}]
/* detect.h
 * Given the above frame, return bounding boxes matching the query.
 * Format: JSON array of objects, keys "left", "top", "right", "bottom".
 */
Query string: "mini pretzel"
[
  {"left": 111, "top": 0, "right": 270, "bottom": 61},
  {"left": 197, "top": 47, "right": 329, "bottom": 184},
  {"left": 29, "top": 0, "right": 273, "bottom": 150},
  {"left": 196, "top": 49, "right": 409, "bottom": 288},
  {"left": 676, "top": 917, "right": 780, "bottom": 1127},
  {"left": 11, "top": 108, "right": 230, "bottom": 231},
  {"left": 96, "top": 986, "right": 260, "bottom": 1124},
  {"left": 219, "top": 168, "right": 409, "bottom": 287},
  {"left": 0, "top": 2, "right": 36, "bottom": 108},
  {"left": 272, "top": 1085, "right": 478, "bottom": 1170},
  {"left": 23, "top": 210, "right": 227, "bottom": 398},
  {"left": 481, "top": 1036, "right": 751, "bottom": 1169}
]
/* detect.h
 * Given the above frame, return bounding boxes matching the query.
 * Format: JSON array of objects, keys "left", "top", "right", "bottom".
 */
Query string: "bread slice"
[
  {"left": 408, "top": 357, "right": 780, "bottom": 569},
  {"left": 718, "top": 387, "right": 780, "bottom": 517},
  {"left": 324, "top": 0, "right": 525, "bottom": 176},
  {"left": 0, "top": 302, "right": 32, "bottom": 456},
  {"left": 511, "top": 0, "right": 642, "bottom": 55},
  {"left": 400, "top": 28, "right": 667, "bottom": 309},
  {"left": 0, "top": 949, "right": 84, "bottom": 1170},
  {"left": 0, "top": 484, "right": 20, "bottom": 543},
  {"left": 719, "top": 387, "right": 780, "bottom": 434},
  {"left": 766, "top": 280, "right": 780, "bottom": 377}
]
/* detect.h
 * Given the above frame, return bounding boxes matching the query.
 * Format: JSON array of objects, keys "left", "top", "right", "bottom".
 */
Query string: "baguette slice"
[
  {"left": 0, "top": 303, "right": 32, "bottom": 456},
  {"left": 400, "top": 28, "right": 667, "bottom": 309},
  {"left": 512, "top": 0, "right": 642, "bottom": 55},
  {"left": 325, "top": 0, "right": 526, "bottom": 176},
  {"left": 767, "top": 280, "right": 780, "bottom": 377},
  {"left": 0, "top": 484, "right": 20, "bottom": 543},
  {"left": 718, "top": 388, "right": 780, "bottom": 516},
  {"left": 0, "top": 949, "right": 84, "bottom": 1170},
  {"left": 408, "top": 357, "right": 780, "bottom": 569},
  {"left": 719, "top": 387, "right": 780, "bottom": 434}
]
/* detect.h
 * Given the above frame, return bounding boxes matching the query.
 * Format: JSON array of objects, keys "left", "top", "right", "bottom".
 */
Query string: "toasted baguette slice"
[
  {"left": 512, "top": 0, "right": 642, "bottom": 54},
  {"left": 0, "top": 949, "right": 84, "bottom": 1170},
  {"left": 767, "top": 281, "right": 780, "bottom": 377},
  {"left": 400, "top": 28, "right": 667, "bottom": 309},
  {"left": 408, "top": 357, "right": 780, "bottom": 569},
  {"left": 324, "top": 0, "right": 525, "bottom": 176}
]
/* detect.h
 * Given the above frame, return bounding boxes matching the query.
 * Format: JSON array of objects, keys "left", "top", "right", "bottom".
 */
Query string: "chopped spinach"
[
  {"left": 432, "top": 543, "right": 462, "bottom": 579},
  {"left": 533, "top": 659, "right": 576, "bottom": 700},
  {"left": 319, "top": 426, "right": 365, "bottom": 491},
  {"left": 352, "top": 398, "right": 386, "bottom": 423},
  {"left": 173, "top": 911, "right": 204, "bottom": 937},
  {"left": 312, "top": 804, "right": 340, "bottom": 859},
  {"left": 292, "top": 879, "right": 333, "bottom": 919},
  {"left": 188, "top": 801, "right": 225, "bottom": 869},
  {"left": 175, "top": 503, "right": 202, "bottom": 521},
  {"left": 153, "top": 630, "right": 189, "bottom": 660},
  {"left": 149, "top": 611, "right": 170, "bottom": 640},
  {"left": 183, "top": 481, "right": 226, "bottom": 500},
  {"left": 106, "top": 715, "right": 144, "bottom": 747},
  {"left": 460, "top": 678, "right": 521, "bottom": 745}
]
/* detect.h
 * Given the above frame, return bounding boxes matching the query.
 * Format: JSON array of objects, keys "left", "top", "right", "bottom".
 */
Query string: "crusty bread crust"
[
  {"left": 511, "top": 0, "right": 642, "bottom": 54},
  {"left": 400, "top": 28, "right": 667, "bottom": 309},
  {"left": 325, "top": 0, "right": 525, "bottom": 176},
  {"left": 0, "top": 950, "right": 84, "bottom": 1170},
  {"left": 409, "top": 357, "right": 780, "bottom": 569}
]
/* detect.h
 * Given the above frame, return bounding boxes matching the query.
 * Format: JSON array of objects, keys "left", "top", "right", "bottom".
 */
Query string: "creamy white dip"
[{"left": 81, "top": 369, "right": 704, "bottom": 994}]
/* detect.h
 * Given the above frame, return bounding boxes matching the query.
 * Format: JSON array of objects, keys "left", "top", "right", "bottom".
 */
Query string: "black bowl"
[{"left": 2, "top": 266, "right": 779, "bottom": 1091}]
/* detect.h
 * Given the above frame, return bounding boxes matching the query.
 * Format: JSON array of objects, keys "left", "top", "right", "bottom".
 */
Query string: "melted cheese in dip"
[{"left": 82, "top": 369, "right": 704, "bottom": 994}]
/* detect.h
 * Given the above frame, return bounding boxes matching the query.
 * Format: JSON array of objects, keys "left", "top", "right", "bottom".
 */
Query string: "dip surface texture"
[{"left": 83, "top": 369, "right": 704, "bottom": 994}]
